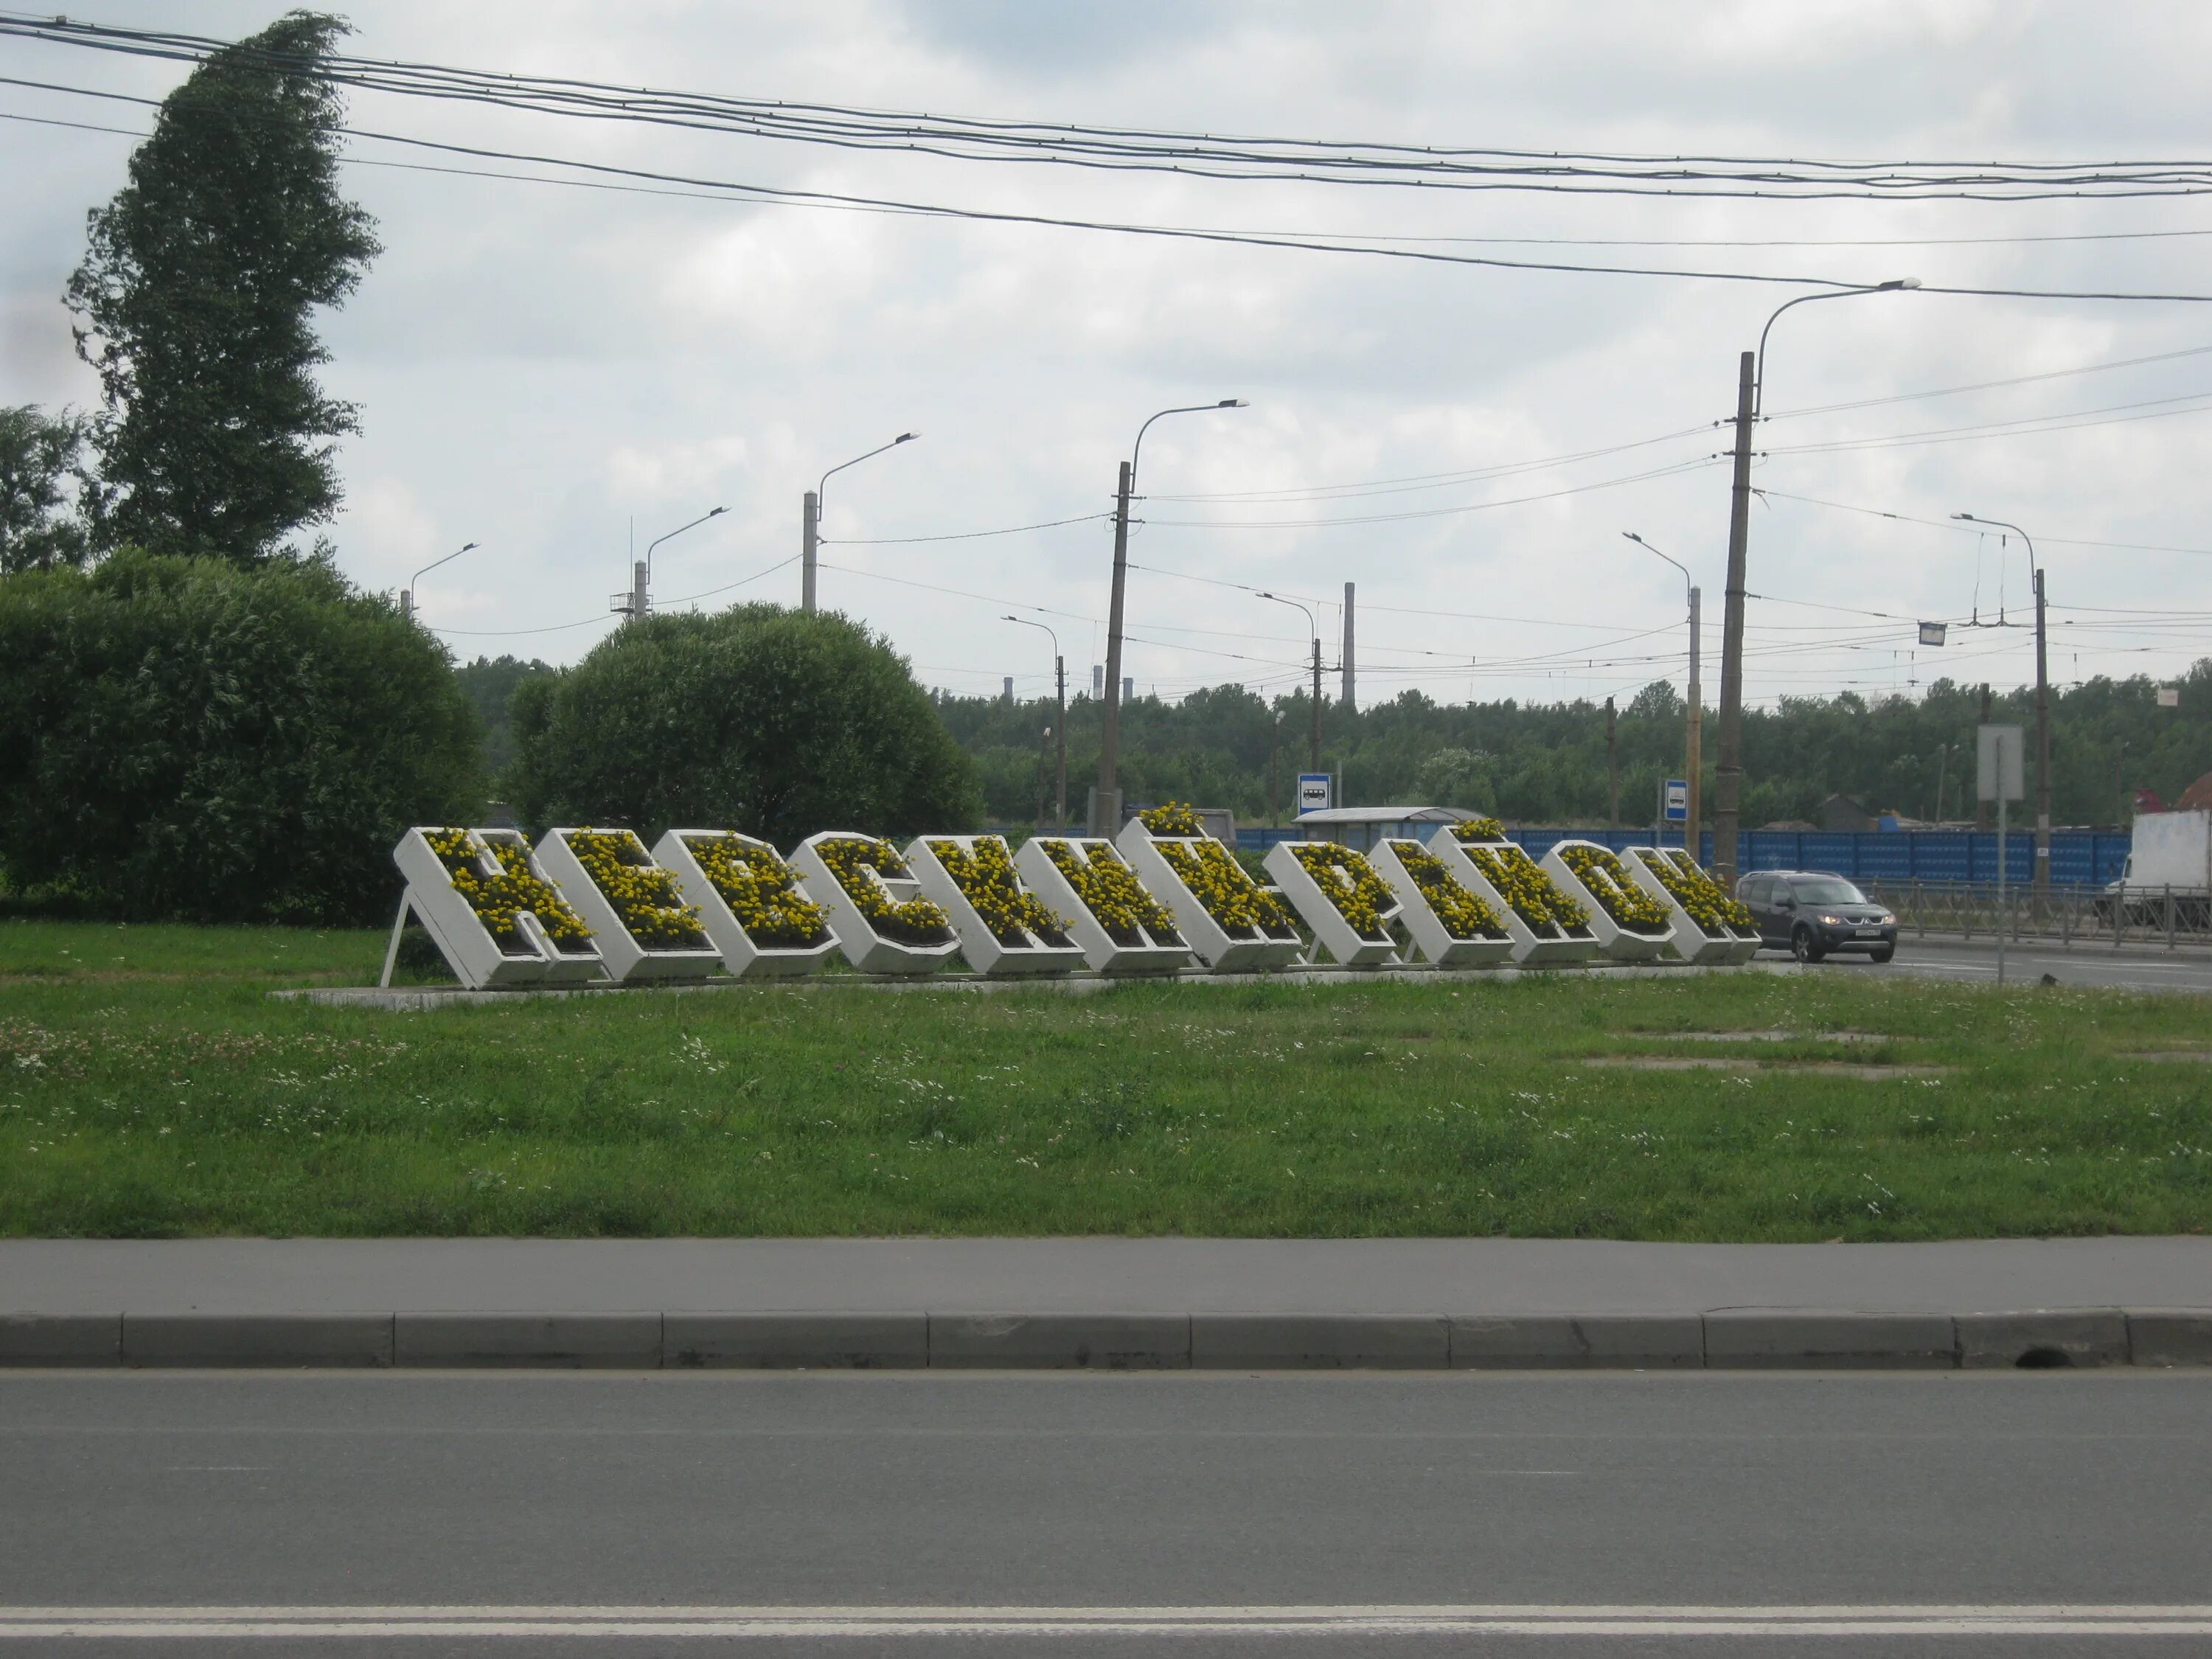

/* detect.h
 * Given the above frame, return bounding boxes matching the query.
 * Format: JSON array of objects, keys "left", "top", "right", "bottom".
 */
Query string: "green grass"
[{"left": 1, "top": 917, "right": 2207, "bottom": 1240}]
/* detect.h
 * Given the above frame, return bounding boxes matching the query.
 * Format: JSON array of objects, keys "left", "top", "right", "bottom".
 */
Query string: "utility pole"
[
  {"left": 1310, "top": 636, "right": 1323, "bottom": 773},
  {"left": 1606, "top": 696, "right": 1619, "bottom": 828},
  {"left": 1341, "top": 582, "right": 1357, "bottom": 712},
  {"left": 1267, "top": 709, "right": 1281, "bottom": 827},
  {"left": 1096, "top": 459, "right": 1133, "bottom": 833},
  {"left": 626, "top": 557, "right": 648, "bottom": 623},
  {"left": 1052, "top": 653, "right": 1067, "bottom": 831},
  {"left": 801, "top": 491, "right": 818, "bottom": 613},
  {"left": 1686, "top": 584, "right": 1703, "bottom": 859},
  {"left": 1977, "top": 684, "right": 1994, "bottom": 832},
  {"left": 1711, "top": 350, "right": 1756, "bottom": 886},
  {"left": 2034, "top": 566, "right": 2052, "bottom": 894}
]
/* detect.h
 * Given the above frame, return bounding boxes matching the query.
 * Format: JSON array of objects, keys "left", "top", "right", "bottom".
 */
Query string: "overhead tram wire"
[
  {"left": 16, "top": 15, "right": 2212, "bottom": 203},
  {"left": 1751, "top": 487, "right": 2212, "bottom": 558},
  {"left": 13, "top": 80, "right": 2212, "bottom": 303}
]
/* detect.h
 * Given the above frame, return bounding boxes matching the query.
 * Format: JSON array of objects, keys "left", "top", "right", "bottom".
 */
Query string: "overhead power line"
[{"left": 15, "top": 14, "right": 2212, "bottom": 203}]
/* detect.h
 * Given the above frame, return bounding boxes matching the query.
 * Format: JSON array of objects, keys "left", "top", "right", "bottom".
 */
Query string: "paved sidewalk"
[{"left": 5, "top": 1235, "right": 2210, "bottom": 1316}]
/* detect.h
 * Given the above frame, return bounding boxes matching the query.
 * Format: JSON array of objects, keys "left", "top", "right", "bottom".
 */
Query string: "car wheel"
[
  {"left": 1791, "top": 925, "right": 1824, "bottom": 964},
  {"left": 1868, "top": 944, "right": 1895, "bottom": 964}
]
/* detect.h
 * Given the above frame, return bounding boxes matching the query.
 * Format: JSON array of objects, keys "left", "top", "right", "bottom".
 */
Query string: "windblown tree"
[
  {"left": 66, "top": 11, "right": 380, "bottom": 565},
  {"left": 0, "top": 405, "right": 98, "bottom": 575}
]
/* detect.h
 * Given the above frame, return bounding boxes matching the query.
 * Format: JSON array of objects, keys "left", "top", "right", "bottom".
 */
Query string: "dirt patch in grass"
[{"left": 1580, "top": 1055, "right": 1950, "bottom": 1080}]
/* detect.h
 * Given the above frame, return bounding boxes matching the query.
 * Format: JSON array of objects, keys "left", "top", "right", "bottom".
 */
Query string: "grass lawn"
[{"left": 1, "top": 917, "right": 2207, "bottom": 1240}]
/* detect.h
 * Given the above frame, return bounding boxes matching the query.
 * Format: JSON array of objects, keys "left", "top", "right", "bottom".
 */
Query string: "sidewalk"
[{"left": 4, "top": 1237, "right": 2208, "bottom": 1371}]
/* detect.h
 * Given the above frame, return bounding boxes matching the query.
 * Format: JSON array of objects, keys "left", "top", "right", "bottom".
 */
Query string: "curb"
[{"left": 3, "top": 1309, "right": 2207, "bottom": 1371}]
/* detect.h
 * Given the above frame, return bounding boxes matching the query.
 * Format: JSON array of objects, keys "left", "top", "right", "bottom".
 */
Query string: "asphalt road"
[
  {"left": 1755, "top": 933, "right": 2212, "bottom": 992},
  {"left": 5, "top": 1371, "right": 2209, "bottom": 1654}
]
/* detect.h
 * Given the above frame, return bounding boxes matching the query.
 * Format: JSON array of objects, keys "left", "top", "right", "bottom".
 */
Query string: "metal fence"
[{"left": 1870, "top": 879, "right": 2212, "bottom": 950}]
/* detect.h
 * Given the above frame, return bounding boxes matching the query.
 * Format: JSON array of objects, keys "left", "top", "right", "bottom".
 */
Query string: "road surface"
[
  {"left": 1759, "top": 934, "right": 2212, "bottom": 993},
  {"left": 4, "top": 1370, "right": 2208, "bottom": 1653}
]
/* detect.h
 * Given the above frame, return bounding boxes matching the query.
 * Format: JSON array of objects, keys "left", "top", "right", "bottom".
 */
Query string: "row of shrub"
[{"left": 0, "top": 554, "right": 979, "bottom": 925}]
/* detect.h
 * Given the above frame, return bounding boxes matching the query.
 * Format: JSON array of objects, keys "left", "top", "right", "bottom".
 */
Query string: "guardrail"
[{"left": 1871, "top": 880, "right": 2212, "bottom": 950}]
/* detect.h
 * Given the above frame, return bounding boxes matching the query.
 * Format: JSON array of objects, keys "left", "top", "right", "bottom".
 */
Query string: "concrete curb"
[{"left": 4, "top": 1308, "right": 2208, "bottom": 1371}]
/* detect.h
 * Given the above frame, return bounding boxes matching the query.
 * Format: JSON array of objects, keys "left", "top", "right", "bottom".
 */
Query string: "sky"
[{"left": 4, "top": 0, "right": 2211, "bottom": 713}]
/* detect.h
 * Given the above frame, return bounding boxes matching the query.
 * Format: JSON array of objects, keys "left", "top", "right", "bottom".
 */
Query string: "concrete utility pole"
[
  {"left": 801, "top": 492, "right": 818, "bottom": 613},
  {"left": 1714, "top": 278, "right": 1919, "bottom": 886},
  {"left": 806, "top": 433, "right": 917, "bottom": 614},
  {"left": 1341, "top": 582, "right": 1357, "bottom": 712},
  {"left": 1955, "top": 512, "right": 2051, "bottom": 892},
  {"left": 1606, "top": 696, "right": 1619, "bottom": 828},
  {"left": 617, "top": 507, "right": 726, "bottom": 622},
  {"left": 1977, "top": 684, "right": 1994, "bottom": 832},
  {"left": 1096, "top": 400, "right": 1247, "bottom": 832}
]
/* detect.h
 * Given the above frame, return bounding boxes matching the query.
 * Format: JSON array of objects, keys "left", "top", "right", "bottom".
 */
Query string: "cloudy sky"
[{"left": 5, "top": 1, "right": 2211, "bottom": 712}]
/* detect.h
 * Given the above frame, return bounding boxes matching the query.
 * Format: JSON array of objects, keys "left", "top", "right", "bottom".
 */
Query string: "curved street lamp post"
[
  {"left": 1955, "top": 511, "right": 2051, "bottom": 892},
  {"left": 1256, "top": 590, "right": 1324, "bottom": 776},
  {"left": 1711, "top": 277, "right": 1919, "bottom": 884},
  {"left": 804, "top": 434, "right": 919, "bottom": 613},
  {"left": 1624, "top": 532, "right": 1700, "bottom": 850},
  {"left": 1093, "top": 399, "right": 1248, "bottom": 832},
  {"left": 403, "top": 541, "right": 477, "bottom": 625},
  {"left": 1002, "top": 613, "right": 1067, "bottom": 831}
]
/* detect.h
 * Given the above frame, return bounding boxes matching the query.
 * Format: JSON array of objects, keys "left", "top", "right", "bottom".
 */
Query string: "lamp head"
[
  {"left": 895, "top": 432, "right": 919, "bottom": 443},
  {"left": 1623, "top": 531, "right": 1644, "bottom": 545},
  {"left": 1000, "top": 613, "right": 1018, "bottom": 622},
  {"left": 1879, "top": 277, "right": 1923, "bottom": 291},
  {"left": 459, "top": 541, "right": 478, "bottom": 552},
  {"left": 1219, "top": 398, "right": 1248, "bottom": 408},
  {"left": 709, "top": 506, "right": 727, "bottom": 518},
  {"left": 1952, "top": 512, "right": 1975, "bottom": 522},
  {"left": 1256, "top": 590, "right": 1276, "bottom": 599}
]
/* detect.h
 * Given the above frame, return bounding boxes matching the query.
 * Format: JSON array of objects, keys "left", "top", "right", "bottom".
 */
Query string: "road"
[
  {"left": 4, "top": 1371, "right": 2209, "bottom": 1654},
  {"left": 1756, "top": 933, "right": 2212, "bottom": 992}
]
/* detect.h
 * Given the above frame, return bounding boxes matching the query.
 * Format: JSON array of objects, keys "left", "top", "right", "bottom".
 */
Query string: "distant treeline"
[{"left": 465, "top": 655, "right": 2212, "bottom": 832}]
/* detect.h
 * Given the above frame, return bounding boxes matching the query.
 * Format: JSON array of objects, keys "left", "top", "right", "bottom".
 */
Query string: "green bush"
[
  {"left": 511, "top": 605, "right": 981, "bottom": 845},
  {"left": 0, "top": 549, "right": 481, "bottom": 923}
]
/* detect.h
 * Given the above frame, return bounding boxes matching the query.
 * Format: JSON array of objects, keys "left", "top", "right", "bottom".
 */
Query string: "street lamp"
[
  {"left": 1711, "top": 277, "right": 1921, "bottom": 885},
  {"left": 1256, "top": 591, "right": 1324, "bottom": 777},
  {"left": 1094, "top": 398, "right": 1248, "bottom": 831},
  {"left": 403, "top": 541, "right": 477, "bottom": 625},
  {"left": 615, "top": 508, "right": 726, "bottom": 621},
  {"left": 1002, "top": 614, "right": 1066, "bottom": 831},
  {"left": 1624, "top": 532, "right": 1702, "bottom": 852},
  {"left": 804, "top": 433, "right": 919, "bottom": 613},
  {"left": 1954, "top": 511, "right": 2051, "bottom": 892}
]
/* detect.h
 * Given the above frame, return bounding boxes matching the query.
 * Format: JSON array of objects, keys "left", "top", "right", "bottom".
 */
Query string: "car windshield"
[{"left": 1791, "top": 877, "right": 1868, "bottom": 905}]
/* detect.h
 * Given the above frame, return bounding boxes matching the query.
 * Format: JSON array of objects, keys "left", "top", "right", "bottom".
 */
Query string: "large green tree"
[
  {"left": 66, "top": 11, "right": 380, "bottom": 565},
  {"left": 0, "top": 549, "right": 481, "bottom": 923},
  {"left": 512, "top": 605, "right": 982, "bottom": 845}
]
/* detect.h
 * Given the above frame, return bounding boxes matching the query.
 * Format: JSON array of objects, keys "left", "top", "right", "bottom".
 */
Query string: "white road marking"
[{"left": 5, "top": 1604, "right": 2212, "bottom": 1639}]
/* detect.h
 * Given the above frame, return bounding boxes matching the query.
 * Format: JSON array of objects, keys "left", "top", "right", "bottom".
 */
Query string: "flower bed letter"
[
  {"left": 790, "top": 832, "right": 964, "bottom": 975},
  {"left": 654, "top": 829, "right": 839, "bottom": 980},
  {"left": 1015, "top": 837, "right": 1193, "bottom": 974},
  {"left": 1624, "top": 846, "right": 1761, "bottom": 964},
  {"left": 392, "top": 827, "right": 603, "bottom": 989},
  {"left": 1116, "top": 807, "right": 1303, "bottom": 972},
  {"left": 537, "top": 828, "right": 722, "bottom": 982},
  {"left": 1540, "top": 838, "right": 1676, "bottom": 961},
  {"left": 907, "top": 835, "right": 1088, "bottom": 976},
  {"left": 1425, "top": 823, "right": 1597, "bottom": 966},
  {"left": 1370, "top": 838, "right": 1513, "bottom": 967},
  {"left": 1264, "top": 841, "right": 1402, "bottom": 967}
]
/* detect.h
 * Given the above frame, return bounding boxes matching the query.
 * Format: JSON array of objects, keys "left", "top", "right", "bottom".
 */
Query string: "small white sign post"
[{"left": 1978, "top": 723, "right": 2025, "bottom": 985}]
